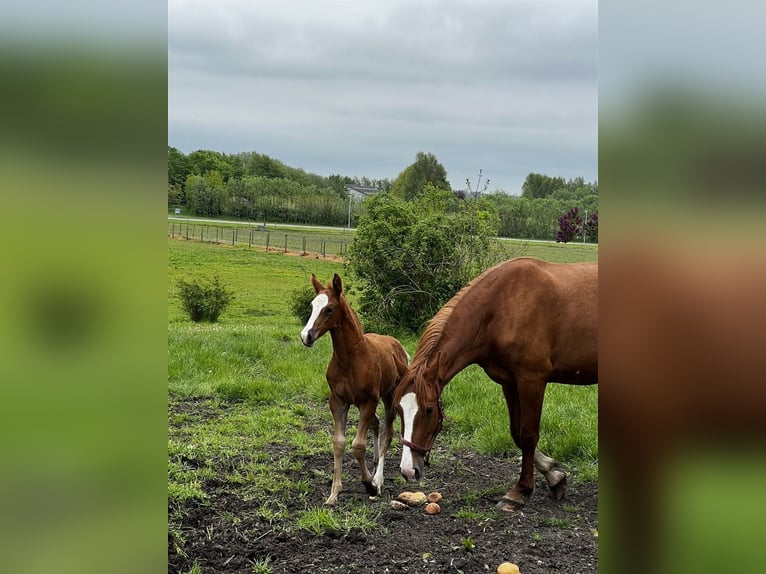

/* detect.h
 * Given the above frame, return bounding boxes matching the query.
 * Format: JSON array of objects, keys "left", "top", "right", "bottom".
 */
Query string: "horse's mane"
[
  {"left": 392, "top": 261, "right": 514, "bottom": 406},
  {"left": 411, "top": 262, "right": 504, "bottom": 370},
  {"left": 411, "top": 288, "right": 466, "bottom": 369}
]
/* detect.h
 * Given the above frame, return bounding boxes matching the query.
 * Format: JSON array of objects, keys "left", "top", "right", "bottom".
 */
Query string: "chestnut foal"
[{"left": 300, "top": 273, "right": 408, "bottom": 505}]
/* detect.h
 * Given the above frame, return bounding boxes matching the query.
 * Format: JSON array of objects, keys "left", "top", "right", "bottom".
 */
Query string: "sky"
[{"left": 168, "top": 0, "right": 597, "bottom": 195}]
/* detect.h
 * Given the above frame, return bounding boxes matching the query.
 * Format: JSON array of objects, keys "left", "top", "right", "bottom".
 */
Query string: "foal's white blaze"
[
  {"left": 300, "top": 293, "right": 329, "bottom": 345},
  {"left": 399, "top": 392, "right": 419, "bottom": 479}
]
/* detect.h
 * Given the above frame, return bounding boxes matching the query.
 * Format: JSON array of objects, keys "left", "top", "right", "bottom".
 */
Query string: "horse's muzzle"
[{"left": 301, "top": 330, "right": 315, "bottom": 347}]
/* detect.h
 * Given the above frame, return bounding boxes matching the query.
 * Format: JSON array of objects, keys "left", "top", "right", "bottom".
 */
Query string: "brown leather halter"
[{"left": 400, "top": 395, "right": 445, "bottom": 465}]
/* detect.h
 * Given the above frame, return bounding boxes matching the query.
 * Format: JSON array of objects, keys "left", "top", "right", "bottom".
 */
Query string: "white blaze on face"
[
  {"left": 301, "top": 293, "right": 328, "bottom": 345},
  {"left": 399, "top": 392, "right": 419, "bottom": 473}
]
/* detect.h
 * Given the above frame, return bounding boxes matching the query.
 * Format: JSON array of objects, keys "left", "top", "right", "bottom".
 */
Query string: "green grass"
[
  {"left": 249, "top": 556, "right": 273, "bottom": 574},
  {"left": 168, "top": 235, "right": 596, "bottom": 459},
  {"left": 546, "top": 517, "right": 573, "bottom": 528},
  {"left": 501, "top": 238, "right": 598, "bottom": 263},
  {"left": 294, "top": 505, "right": 380, "bottom": 536}
]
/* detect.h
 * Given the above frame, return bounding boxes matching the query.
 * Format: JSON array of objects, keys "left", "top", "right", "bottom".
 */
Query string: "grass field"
[
  {"left": 168, "top": 236, "right": 598, "bottom": 570},
  {"left": 167, "top": 215, "right": 599, "bottom": 262},
  {"left": 168, "top": 236, "right": 598, "bottom": 464}
]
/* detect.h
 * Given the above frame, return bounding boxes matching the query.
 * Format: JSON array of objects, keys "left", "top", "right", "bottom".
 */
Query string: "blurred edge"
[
  {"left": 0, "top": 5, "right": 167, "bottom": 574},
  {"left": 600, "top": 2, "right": 766, "bottom": 573}
]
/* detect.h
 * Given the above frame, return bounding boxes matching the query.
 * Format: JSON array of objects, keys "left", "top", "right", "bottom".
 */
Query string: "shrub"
[
  {"left": 556, "top": 207, "right": 583, "bottom": 243},
  {"left": 177, "top": 275, "right": 233, "bottom": 322},
  {"left": 348, "top": 187, "right": 507, "bottom": 332}
]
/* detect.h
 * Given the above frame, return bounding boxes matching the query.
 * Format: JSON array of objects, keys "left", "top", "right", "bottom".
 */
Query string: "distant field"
[{"left": 168, "top": 217, "right": 598, "bottom": 263}]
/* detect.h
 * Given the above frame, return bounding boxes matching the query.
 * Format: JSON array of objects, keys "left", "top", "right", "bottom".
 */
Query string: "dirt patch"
[{"left": 169, "top": 402, "right": 597, "bottom": 574}]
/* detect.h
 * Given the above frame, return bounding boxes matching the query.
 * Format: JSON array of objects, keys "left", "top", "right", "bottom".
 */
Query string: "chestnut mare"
[
  {"left": 301, "top": 273, "right": 409, "bottom": 506},
  {"left": 394, "top": 257, "right": 597, "bottom": 510}
]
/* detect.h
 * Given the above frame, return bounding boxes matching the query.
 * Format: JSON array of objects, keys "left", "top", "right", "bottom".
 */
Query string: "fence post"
[
  {"left": 266, "top": 232, "right": 270, "bottom": 252},
  {"left": 284, "top": 234, "right": 288, "bottom": 253},
  {"left": 232, "top": 228, "right": 236, "bottom": 245},
  {"left": 321, "top": 239, "right": 326, "bottom": 257},
  {"left": 248, "top": 229, "right": 253, "bottom": 248},
  {"left": 302, "top": 237, "right": 306, "bottom": 255}
]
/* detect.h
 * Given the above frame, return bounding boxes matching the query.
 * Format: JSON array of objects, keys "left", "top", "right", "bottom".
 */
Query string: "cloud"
[{"left": 169, "top": 0, "right": 597, "bottom": 192}]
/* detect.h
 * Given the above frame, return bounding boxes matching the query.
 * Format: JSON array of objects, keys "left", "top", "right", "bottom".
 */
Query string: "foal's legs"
[
  {"left": 371, "top": 396, "right": 395, "bottom": 495},
  {"left": 326, "top": 395, "right": 349, "bottom": 506},
  {"left": 351, "top": 401, "right": 379, "bottom": 496}
]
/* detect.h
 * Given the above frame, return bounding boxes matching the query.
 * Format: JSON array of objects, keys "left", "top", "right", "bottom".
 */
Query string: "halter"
[{"left": 400, "top": 394, "right": 446, "bottom": 465}]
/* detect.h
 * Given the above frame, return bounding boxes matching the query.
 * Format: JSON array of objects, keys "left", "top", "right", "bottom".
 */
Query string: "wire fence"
[{"left": 168, "top": 221, "right": 351, "bottom": 258}]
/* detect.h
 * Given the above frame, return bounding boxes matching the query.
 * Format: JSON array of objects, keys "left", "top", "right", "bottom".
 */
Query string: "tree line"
[{"left": 168, "top": 147, "right": 597, "bottom": 241}]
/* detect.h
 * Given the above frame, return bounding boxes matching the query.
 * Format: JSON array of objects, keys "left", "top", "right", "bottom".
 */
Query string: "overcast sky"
[{"left": 169, "top": 0, "right": 597, "bottom": 194}]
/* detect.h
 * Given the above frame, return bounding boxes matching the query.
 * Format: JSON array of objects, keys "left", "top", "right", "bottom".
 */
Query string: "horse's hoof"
[
  {"left": 363, "top": 481, "right": 378, "bottom": 497},
  {"left": 550, "top": 476, "right": 567, "bottom": 501},
  {"left": 324, "top": 496, "right": 338, "bottom": 506},
  {"left": 496, "top": 497, "right": 524, "bottom": 512}
]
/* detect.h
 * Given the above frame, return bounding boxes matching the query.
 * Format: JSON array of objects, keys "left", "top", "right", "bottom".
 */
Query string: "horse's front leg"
[
  {"left": 326, "top": 395, "right": 349, "bottom": 506},
  {"left": 498, "top": 378, "right": 546, "bottom": 511},
  {"left": 352, "top": 401, "right": 378, "bottom": 497}
]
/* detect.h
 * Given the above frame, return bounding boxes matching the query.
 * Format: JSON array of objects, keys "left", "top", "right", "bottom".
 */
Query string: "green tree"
[
  {"left": 391, "top": 152, "right": 451, "bottom": 201},
  {"left": 186, "top": 171, "right": 227, "bottom": 217},
  {"left": 188, "top": 150, "right": 233, "bottom": 181},
  {"left": 168, "top": 146, "right": 192, "bottom": 190},
  {"left": 348, "top": 187, "right": 505, "bottom": 332},
  {"left": 167, "top": 184, "right": 183, "bottom": 207},
  {"left": 521, "top": 173, "right": 566, "bottom": 199}
]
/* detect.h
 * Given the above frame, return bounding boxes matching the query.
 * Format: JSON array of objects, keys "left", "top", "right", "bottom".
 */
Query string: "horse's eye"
[
  {"left": 324, "top": 307, "right": 333, "bottom": 315},
  {"left": 425, "top": 406, "right": 434, "bottom": 416}
]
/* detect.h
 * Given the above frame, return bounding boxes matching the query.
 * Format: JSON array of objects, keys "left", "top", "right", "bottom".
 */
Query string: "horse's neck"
[
  {"left": 329, "top": 299, "right": 365, "bottom": 358},
  {"left": 431, "top": 305, "right": 485, "bottom": 386}
]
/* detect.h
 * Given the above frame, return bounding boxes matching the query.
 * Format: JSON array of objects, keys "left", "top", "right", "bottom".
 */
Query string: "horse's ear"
[
  {"left": 332, "top": 273, "right": 343, "bottom": 296},
  {"left": 311, "top": 274, "right": 323, "bottom": 294},
  {"left": 392, "top": 351, "right": 408, "bottom": 375}
]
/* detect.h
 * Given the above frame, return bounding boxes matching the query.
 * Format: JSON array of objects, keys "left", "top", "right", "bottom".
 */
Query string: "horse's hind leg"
[
  {"left": 325, "top": 396, "right": 349, "bottom": 506},
  {"left": 370, "top": 408, "right": 381, "bottom": 467},
  {"left": 534, "top": 449, "right": 568, "bottom": 501},
  {"left": 352, "top": 402, "right": 378, "bottom": 497},
  {"left": 371, "top": 397, "right": 395, "bottom": 495}
]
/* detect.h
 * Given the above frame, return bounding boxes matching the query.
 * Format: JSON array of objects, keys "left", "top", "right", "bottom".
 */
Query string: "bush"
[
  {"left": 177, "top": 275, "right": 234, "bottom": 322},
  {"left": 348, "top": 187, "right": 507, "bottom": 332},
  {"left": 556, "top": 207, "right": 583, "bottom": 243}
]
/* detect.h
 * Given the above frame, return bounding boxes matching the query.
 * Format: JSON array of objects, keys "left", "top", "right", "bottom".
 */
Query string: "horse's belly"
[{"left": 549, "top": 369, "right": 598, "bottom": 385}]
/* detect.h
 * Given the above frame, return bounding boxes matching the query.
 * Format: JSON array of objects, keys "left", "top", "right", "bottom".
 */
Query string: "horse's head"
[
  {"left": 300, "top": 273, "right": 344, "bottom": 347},
  {"left": 395, "top": 352, "right": 445, "bottom": 482}
]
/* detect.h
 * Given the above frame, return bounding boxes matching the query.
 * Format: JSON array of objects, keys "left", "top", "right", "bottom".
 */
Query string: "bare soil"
[{"left": 169, "top": 400, "right": 598, "bottom": 574}]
